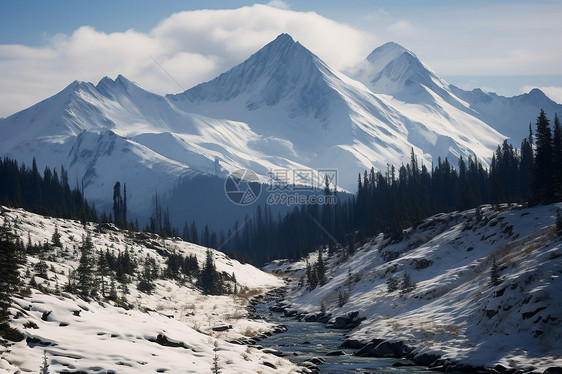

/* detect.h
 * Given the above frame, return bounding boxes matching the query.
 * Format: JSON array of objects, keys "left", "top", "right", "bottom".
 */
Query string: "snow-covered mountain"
[
  {"left": 265, "top": 203, "right": 562, "bottom": 372},
  {"left": 0, "top": 34, "right": 557, "bottom": 226},
  {"left": 348, "top": 42, "right": 562, "bottom": 146},
  {"left": 450, "top": 86, "right": 562, "bottom": 145},
  {"left": 169, "top": 34, "right": 505, "bottom": 187}
]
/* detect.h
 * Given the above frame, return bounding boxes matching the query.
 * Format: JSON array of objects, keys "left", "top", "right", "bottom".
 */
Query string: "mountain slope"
[
  {"left": 349, "top": 42, "right": 562, "bottom": 145},
  {"left": 450, "top": 86, "right": 562, "bottom": 144},
  {"left": 0, "top": 206, "right": 296, "bottom": 373},
  {"left": 266, "top": 203, "right": 562, "bottom": 372}
]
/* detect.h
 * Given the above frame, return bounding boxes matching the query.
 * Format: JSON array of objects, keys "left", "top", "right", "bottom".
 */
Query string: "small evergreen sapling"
[
  {"left": 386, "top": 277, "right": 400, "bottom": 293},
  {"left": 40, "top": 350, "right": 49, "bottom": 374},
  {"left": 400, "top": 273, "right": 416, "bottom": 294},
  {"left": 490, "top": 258, "right": 502, "bottom": 287},
  {"left": 556, "top": 209, "right": 562, "bottom": 236},
  {"left": 212, "top": 341, "right": 221, "bottom": 374}
]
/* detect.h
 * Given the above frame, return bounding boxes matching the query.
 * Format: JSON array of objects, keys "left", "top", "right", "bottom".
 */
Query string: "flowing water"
[{"left": 255, "top": 303, "right": 429, "bottom": 373}]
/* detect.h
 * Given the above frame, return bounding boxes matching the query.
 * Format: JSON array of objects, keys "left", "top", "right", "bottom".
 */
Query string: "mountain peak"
[
  {"left": 349, "top": 41, "right": 455, "bottom": 102},
  {"left": 271, "top": 33, "right": 295, "bottom": 44},
  {"left": 171, "top": 32, "right": 336, "bottom": 118},
  {"left": 366, "top": 41, "right": 408, "bottom": 62}
]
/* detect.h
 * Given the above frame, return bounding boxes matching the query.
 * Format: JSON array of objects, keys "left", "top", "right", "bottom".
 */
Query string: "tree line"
[
  {"left": 0, "top": 157, "right": 97, "bottom": 222},
  {"left": 217, "top": 110, "right": 562, "bottom": 265}
]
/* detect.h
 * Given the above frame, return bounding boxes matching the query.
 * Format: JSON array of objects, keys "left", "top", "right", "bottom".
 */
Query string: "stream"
[{"left": 255, "top": 302, "right": 430, "bottom": 373}]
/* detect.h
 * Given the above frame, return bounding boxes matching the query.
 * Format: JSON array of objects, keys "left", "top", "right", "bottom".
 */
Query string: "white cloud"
[
  {"left": 1, "top": 3, "right": 561, "bottom": 118},
  {"left": 0, "top": 4, "right": 373, "bottom": 117},
  {"left": 522, "top": 86, "right": 562, "bottom": 105}
]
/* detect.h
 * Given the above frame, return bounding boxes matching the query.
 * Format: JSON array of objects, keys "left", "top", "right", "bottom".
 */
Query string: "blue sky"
[{"left": 1, "top": 0, "right": 561, "bottom": 116}]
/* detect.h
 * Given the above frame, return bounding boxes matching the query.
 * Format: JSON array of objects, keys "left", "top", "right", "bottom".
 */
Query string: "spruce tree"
[
  {"left": 113, "top": 182, "right": 123, "bottom": 228},
  {"left": 97, "top": 250, "right": 110, "bottom": 298},
  {"left": 305, "top": 260, "right": 317, "bottom": 290},
  {"left": 552, "top": 114, "right": 562, "bottom": 200},
  {"left": 0, "top": 221, "right": 20, "bottom": 341},
  {"left": 490, "top": 258, "right": 501, "bottom": 287},
  {"left": 40, "top": 350, "right": 49, "bottom": 374},
  {"left": 199, "top": 249, "right": 221, "bottom": 295},
  {"left": 400, "top": 273, "right": 416, "bottom": 294},
  {"left": 122, "top": 184, "right": 127, "bottom": 229},
  {"left": 532, "top": 109, "right": 554, "bottom": 204},
  {"left": 51, "top": 224, "right": 62, "bottom": 248},
  {"left": 316, "top": 249, "right": 327, "bottom": 286},
  {"left": 212, "top": 341, "right": 221, "bottom": 374},
  {"left": 76, "top": 233, "right": 96, "bottom": 299},
  {"left": 519, "top": 133, "right": 533, "bottom": 201}
]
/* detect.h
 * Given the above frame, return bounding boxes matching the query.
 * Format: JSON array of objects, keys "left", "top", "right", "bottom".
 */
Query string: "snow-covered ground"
[
  {"left": 0, "top": 206, "right": 299, "bottom": 373},
  {"left": 266, "top": 203, "right": 562, "bottom": 372}
]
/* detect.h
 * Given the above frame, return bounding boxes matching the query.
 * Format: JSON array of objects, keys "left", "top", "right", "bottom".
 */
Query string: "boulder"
[
  {"left": 309, "top": 357, "right": 325, "bottom": 365},
  {"left": 339, "top": 339, "right": 365, "bottom": 349},
  {"left": 326, "top": 350, "right": 346, "bottom": 356},
  {"left": 262, "top": 361, "right": 277, "bottom": 369},
  {"left": 413, "top": 353, "right": 440, "bottom": 366},
  {"left": 212, "top": 324, "right": 232, "bottom": 332},
  {"left": 544, "top": 368, "right": 562, "bottom": 374}
]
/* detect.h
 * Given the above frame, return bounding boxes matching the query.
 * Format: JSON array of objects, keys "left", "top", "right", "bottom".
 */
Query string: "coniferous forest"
[
  {"left": 219, "top": 110, "right": 562, "bottom": 265},
  {"left": 0, "top": 157, "right": 97, "bottom": 222}
]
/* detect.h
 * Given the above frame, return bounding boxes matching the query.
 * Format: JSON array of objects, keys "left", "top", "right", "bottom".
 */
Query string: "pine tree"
[
  {"left": 519, "top": 132, "right": 533, "bottom": 201},
  {"left": 97, "top": 250, "right": 110, "bottom": 298},
  {"left": 108, "top": 279, "right": 118, "bottom": 301},
  {"left": 400, "top": 273, "right": 416, "bottom": 294},
  {"left": 532, "top": 109, "right": 554, "bottom": 204},
  {"left": 552, "top": 114, "right": 562, "bottom": 200},
  {"left": 51, "top": 224, "right": 62, "bottom": 248},
  {"left": 490, "top": 258, "right": 501, "bottom": 287},
  {"left": 305, "top": 260, "right": 317, "bottom": 290},
  {"left": 556, "top": 209, "right": 562, "bottom": 236},
  {"left": 231, "top": 272, "right": 237, "bottom": 295},
  {"left": 0, "top": 221, "right": 21, "bottom": 341},
  {"left": 315, "top": 249, "right": 327, "bottom": 286},
  {"left": 212, "top": 341, "right": 221, "bottom": 374},
  {"left": 199, "top": 249, "right": 222, "bottom": 295},
  {"left": 40, "top": 350, "right": 49, "bottom": 374},
  {"left": 76, "top": 233, "right": 96, "bottom": 299},
  {"left": 386, "top": 277, "right": 399, "bottom": 293},
  {"left": 122, "top": 184, "right": 127, "bottom": 229},
  {"left": 113, "top": 182, "right": 123, "bottom": 228}
]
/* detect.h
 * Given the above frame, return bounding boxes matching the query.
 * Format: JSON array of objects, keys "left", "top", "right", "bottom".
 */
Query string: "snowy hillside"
[
  {"left": 0, "top": 206, "right": 301, "bottom": 374},
  {"left": 266, "top": 203, "right": 562, "bottom": 372},
  {"left": 0, "top": 34, "right": 558, "bottom": 225}
]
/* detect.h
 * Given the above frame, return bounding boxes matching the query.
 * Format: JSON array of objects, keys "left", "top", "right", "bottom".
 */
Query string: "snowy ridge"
[
  {"left": 0, "top": 206, "right": 298, "bottom": 373},
  {"left": 0, "top": 34, "right": 559, "bottom": 223},
  {"left": 349, "top": 42, "right": 562, "bottom": 146},
  {"left": 266, "top": 203, "right": 562, "bottom": 372}
]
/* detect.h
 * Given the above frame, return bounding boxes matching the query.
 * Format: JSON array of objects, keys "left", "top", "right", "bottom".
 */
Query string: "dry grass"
[
  {"left": 243, "top": 326, "right": 258, "bottom": 337},
  {"left": 155, "top": 303, "right": 166, "bottom": 311},
  {"left": 490, "top": 225, "right": 556, "bottom": 266},
  {"left": 390, "top": 320, "right": 401, "bottom": 330},
  {"left": 419, "top": 322, "right": 462, "bottom": 337},
  {"left": 237, "top": 286, "right": 264, "bottom": 302}
]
